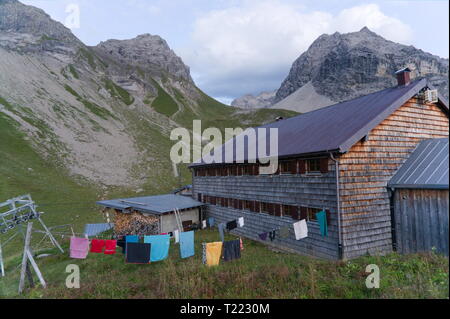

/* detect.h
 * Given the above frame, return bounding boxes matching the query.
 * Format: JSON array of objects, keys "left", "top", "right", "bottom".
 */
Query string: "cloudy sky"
[{"left": 23, "top": 0, "right": 449, "bottom": 104}]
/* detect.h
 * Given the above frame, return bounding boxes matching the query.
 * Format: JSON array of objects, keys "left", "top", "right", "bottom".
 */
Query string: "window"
[
  {"left": 306, "top": 207, "right": 321, "bottom": 221},
  {"left": 261, "top": 202, "right": 269, "bottom": 214},
  {"left": 197, "top": 193, "right": 202, "bottom": 202},
  {"left": 244, "top": 200, "right": 252, "bottom": 211},
  {"left": 280, "top": 160, "right": 297, "bottom": 174},
  {"left": 227, "top": 198, "right": 233, "bottom": 208},
  {"left": 306, "top": 159, "right": 321, "bottom": 173},
  {"left": 282, "top": 204, "right": 292, "bottom": 216}
]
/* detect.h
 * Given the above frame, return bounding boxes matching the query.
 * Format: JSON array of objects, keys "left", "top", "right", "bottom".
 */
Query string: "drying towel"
[
  {"left": 206, "top": 242, "right": 223, "bottom": 266},
  {"left": 316, "top": 211, "right": 328, "bottom": 237},
  {"left": 238, "top": 217, "right": 244, "bottom": 228},
  {"left": 123, "top": 235, "right": 139, "bottom": 254},
  {"left": 202, "top": 243, "right": 207, "bottom": 265},
  {"left": 258, "top": 232, "right": 268, "bottom": 241},
  {"left": 144, "top": 234, "right": 170, "bottom": 262},
  {"left": 104, "top": 240, "right": 117, "bottom": 255},
  {"left": 208, "top": 217, "right": 215, "bottom": 228},
  {"left": 279, "top": 226, "right": 290, "bottom": 238},
  {"left": 223, "top": 240, "right": 241, "bottom": 262},
  {"left": 269, "top": 230, "right": 276, "bottom": 242},
  {"left": 180, "top": 231, "right": 195, "bottom": 258},
  {"left": 226, "top": 220, "right": 237, "bottom": 231},
  {"left": 125, "top": 242, "right": 151, "bottom": 264},
  {"left": 218, "top": 223, "right": 226, "bottom": 242},
  {"left": 293, "top": 220, "right": 308, "bottom": 240},
  {"left": 174, "top": 230, "right": 180, "bottom": 243},
  {"left": 70, "top": 237, "right": 89, "bottom": 259},
  {"left": 90, "top": 239, "right": 105, "bottom": 253},
  {"left": 202, "top": 220, "right": 207, "bottom": 229}
]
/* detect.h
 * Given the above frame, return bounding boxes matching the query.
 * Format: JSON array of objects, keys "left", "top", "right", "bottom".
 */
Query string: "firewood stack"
[{"left": 112, "top": 210, "right": 160, "bottom": 236}]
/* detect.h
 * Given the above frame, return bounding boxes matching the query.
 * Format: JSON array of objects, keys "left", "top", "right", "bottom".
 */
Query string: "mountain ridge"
[{"left": 232, "top": 27, "right": 448, "bottom": 112}]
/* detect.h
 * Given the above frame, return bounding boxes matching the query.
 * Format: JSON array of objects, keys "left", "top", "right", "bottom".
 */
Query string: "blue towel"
[
  {"left": 218, "top": 223, "right": 225, "bottom": 242},
  {"left": 208, "top": 217, "right": 215, "bottom": 228},
  {"left": 179, "top": 231, "right": 195, "bottom": 258},
  {"left": 124, "top": 235, "right": 139, "bottom": 253},
  {"left": 315, "top": 211, "right": 328, "bottom": 237},
  {"left": 144, "top": 234, "right": 170, "bottom": 262}
]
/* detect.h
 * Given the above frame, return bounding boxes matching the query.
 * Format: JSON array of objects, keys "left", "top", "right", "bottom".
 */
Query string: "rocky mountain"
[
  {"left": 234, "top": 27, "right": 449, "bottom": 112},
  {"left": 0, "top": 0, "right": 293, "bottom": 192},
  {"left": 230, "top": 90, "right": 276, "bottom": 109}
]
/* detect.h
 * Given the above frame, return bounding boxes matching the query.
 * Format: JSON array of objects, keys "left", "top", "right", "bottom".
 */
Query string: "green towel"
[
  {"left": 279, "top": 226, "right": 290, "bottom": 238},
  {"left": 315, "top": 210, "right": 328, "bottom": 237}
]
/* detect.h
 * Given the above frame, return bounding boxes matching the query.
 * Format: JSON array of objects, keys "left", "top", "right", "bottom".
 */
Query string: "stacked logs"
[{"left": 112, "top": 210, "right": 160, "bottom": 236}]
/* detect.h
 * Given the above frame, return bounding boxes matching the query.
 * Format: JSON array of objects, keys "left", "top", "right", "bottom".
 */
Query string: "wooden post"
[
  {"left": 18, "top": 222, "right": 47, "bottom": 294},
  {"left": 0, "top": 241, "right": 4, "bottom": 277},
  {"left": 25, "top": 262, "right": 35, "bottom": 288},
  {"left": 19, "top": 222, "right": 33, "bottom": 294}
]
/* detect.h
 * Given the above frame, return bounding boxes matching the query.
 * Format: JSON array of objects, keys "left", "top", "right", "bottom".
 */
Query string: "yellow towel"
[{"left": 206, "top": 242, "right": 223, "bottom": 266}]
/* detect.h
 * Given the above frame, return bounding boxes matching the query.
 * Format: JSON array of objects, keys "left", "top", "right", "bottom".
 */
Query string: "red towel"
[
  {"left": 104, "top": 240, "right": 117, "bottom": 255},
  {"left": 90, "top": 239, "right": 105, "bottom": 253}
]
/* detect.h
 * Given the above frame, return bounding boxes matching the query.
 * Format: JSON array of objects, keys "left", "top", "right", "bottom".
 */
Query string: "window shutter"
[
  {"left": 325, "top": 209, "right": 331, "bottom": 225},
  {"left": 300, "top": 206, "right": 307, "bottom": 220},
  {"left": 276, "top": 204, "right": 282, "bottom": 217},
  {"left": 290, "top": 206, "right": 299, "bottom": 220},
  {"left": 290, "top": 160, "right": 297, "bottom": 174},
  {"left": 320, "top": 158, "right": 329, "bottom": 173},
  {"left": 299, "top": 160, "right": 306, "bottom": 174}
]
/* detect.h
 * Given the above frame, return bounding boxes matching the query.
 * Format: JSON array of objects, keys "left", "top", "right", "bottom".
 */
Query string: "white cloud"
[{"left": 182, "top": 1, "right": 413, "bottom": 99}]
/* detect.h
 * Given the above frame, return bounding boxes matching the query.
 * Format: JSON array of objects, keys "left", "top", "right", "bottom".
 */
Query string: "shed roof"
[
  {"left": 84, "top": 223, "right": 114, "bottom": 237},
  {"left": 191, "top": 79, "right": 448, "bottom": 167},
  {"left": 389, "top": 138, "right": 449, "bottom": 190},
  {"left": 96, "top": 194, "right": 204, "bottom": 215}
]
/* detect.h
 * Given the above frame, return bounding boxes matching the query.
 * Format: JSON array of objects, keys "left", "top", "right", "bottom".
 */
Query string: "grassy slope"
[{"left": 0, "top": 229, "right": 448, "bottom": 298}]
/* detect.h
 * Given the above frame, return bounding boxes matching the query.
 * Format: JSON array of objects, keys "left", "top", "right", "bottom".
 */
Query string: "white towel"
[
  {"left": 202, "top": 220, "right": 207, "bottom": 229},
  {"left": 238, "top": 217, "right": 244, "bottom": 227},
  {"left": 174, "top": 230, "right": 180, "bottom": 243},
  {"left": 293, "top": 219, "right": 308, "bottom": 240}
]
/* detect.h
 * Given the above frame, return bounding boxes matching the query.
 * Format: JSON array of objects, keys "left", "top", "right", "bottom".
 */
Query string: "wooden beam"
[
  {"left": 26, "top": 250, "right": 46, "bottom": 288},
  {"left": 18, "top": 222, "right": 33, "bottom": 294},
  {"left": 0, "top": 241, "right": 4, "bottom": 277}
]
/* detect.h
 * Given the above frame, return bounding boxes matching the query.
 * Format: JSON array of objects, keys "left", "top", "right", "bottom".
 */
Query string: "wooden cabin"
[
  {"left": 190, "top": 70, "right": 449, "bottom": 260},
  {"left": 388, "top": 138, "right": 449, "bottom": 255}
]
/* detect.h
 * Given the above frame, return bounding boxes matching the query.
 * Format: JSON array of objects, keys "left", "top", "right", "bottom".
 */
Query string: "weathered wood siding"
[
  {"left": 192, "top": 164, "right": 340, "bottom": 260},
  {"left": 339, "top": 98, "right": 449, "bottom": 259},
  {"left": 393, "top": 189, "right": 449, "bottom": 255}
]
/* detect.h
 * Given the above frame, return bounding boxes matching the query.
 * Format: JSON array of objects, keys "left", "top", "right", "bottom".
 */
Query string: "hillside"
[
  {"left": 0, "top": 229, "right": 448, "bottom": 298},
  {"left": 232, "top": 27, "right": 449, "bottom": 112},
  {"left": 0, "top": 0, "right": 295, "bottom": 261}
]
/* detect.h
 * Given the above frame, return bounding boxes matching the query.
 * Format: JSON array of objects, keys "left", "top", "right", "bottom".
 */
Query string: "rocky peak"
[
  {"left": 94, "top": 33, "right": 193, "bottom": 82},
  {"left": 0, "top": 0, "right": 81, "bottom": 44},
  {"left": 274, "top": 27, "right": 449, "bottom": 103}
]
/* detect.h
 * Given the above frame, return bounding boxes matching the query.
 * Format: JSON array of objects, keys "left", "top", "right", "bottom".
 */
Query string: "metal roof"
[
  {"left": 96, "top": 194, "right": 204, "bottom": 215},
  {"left": 84, "top": 223, "right": 114, "bottom": 237},
  {"left": 389, "top": 138, "right": 449, "bottom": 190},
  {"left": 191, "top": 79, "right": 448, "bottom": 167}
]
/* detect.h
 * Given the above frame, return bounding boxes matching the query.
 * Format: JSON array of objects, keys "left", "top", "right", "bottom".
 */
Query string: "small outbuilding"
[
  {"left": 97, "top": 194, "right": 204, "bottom": 236},
  {"left": 388, "top": 138, "right": 449, "bottom": 255}
]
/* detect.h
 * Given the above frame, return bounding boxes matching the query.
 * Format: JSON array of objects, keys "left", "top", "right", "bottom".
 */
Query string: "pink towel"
[{"left": 70, "top": 237, "right": 89, "bottom": 259}]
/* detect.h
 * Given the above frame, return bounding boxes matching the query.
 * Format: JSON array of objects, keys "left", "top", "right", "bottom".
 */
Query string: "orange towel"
[{"left": 206, "top": 242, "right": 223, "bottom": 266}]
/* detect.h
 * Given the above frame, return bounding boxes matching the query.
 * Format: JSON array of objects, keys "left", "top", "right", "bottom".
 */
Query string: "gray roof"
[
  {"left": 191, "top": 79, "right": 448, "bottom": 167},
  {"left": 389, "top": 138, "right": 449, "bottom": 190},
  {"left": 84, "top": 223, "right": 114, "bottom": 237},
  {"left": 96, "top": 194, "right": 204, "bottom": 215}
]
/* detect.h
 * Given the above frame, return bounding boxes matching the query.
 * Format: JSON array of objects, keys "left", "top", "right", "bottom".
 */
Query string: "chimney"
[{"left": 395, "top": 67, "right": 411, "bottom": 86}]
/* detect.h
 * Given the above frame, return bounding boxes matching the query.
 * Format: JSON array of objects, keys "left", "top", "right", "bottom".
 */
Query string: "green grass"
[
  {"left": 0, "top": 229, "right": 447, "bottom": 298},
  {"left": 150, "top": 80, "right": 179, "bottom": 117},
  {"left": 104, "top": 79, "right": 134, "bottom": 106},
  {"left": 68, "top": 65, "right": 79, "bottom": 79},
  {"left": 78, "top": 48, "right": 97, "bottom": 70}
]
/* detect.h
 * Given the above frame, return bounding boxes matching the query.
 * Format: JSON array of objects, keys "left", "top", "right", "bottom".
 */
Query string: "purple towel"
[
  {"left": 70, "top": 237, "right": 89, "bottom": 259},
  {"left": 258, "top": 232, "right": 268, "bottom": 241}
]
